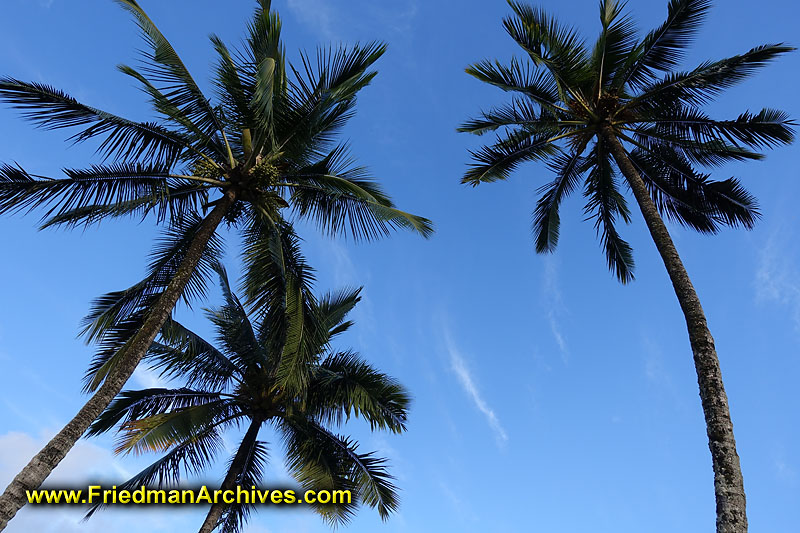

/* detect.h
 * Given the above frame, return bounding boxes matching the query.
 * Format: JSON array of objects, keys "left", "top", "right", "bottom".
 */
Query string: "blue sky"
[{"left": 1, "top": 0, "right": 799, "bottom": 532}]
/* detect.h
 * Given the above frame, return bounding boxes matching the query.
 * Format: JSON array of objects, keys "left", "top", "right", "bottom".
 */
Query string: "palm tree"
[
  {"left": 0, "top": 0, "right": 430, "bottom": 527},
  {"left": 85, "top": 247, "right": 408, "bottom": 532},
  {"left": 459, "top": 1, "right": 794, "bottom": 531}
]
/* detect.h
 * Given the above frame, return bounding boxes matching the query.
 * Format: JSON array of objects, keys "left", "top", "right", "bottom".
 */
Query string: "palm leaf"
[
  {"left": 614, "top": 0, "right": 712, "bottom": 89},
  {"left": 0, "top": 78, "right": 187, "bottom": 165}
]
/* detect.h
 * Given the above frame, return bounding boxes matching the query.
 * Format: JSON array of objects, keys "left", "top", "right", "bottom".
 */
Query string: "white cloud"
[
  {"left": 0, "top": 431, "right": 129, "bottom": 488},
  {"left": 286, "top": 0, "right": 420, "bottom": 42},
  {"left": 543, "top": 257, "right": 569, "bottom": 363},
  {"left": 437, "top": 479, "right": 477, "bottom": 522},
  {"left": 443, "top": 333, "right": 508, "bottom": 446},
  {"left": 364, "top": 0, "right": 419, "bottom": 35},
  {"left": 756, "top": 229, "right": 800, "bottom": 331},
  {"left": 132, "top": 366, "right": 168, "bottom": 389},
  {"left": 0, "top": 430, "right": 209, "bottom": 533},
  {"left": 286, "top": 0, "right": 337, "bottom": 39}
]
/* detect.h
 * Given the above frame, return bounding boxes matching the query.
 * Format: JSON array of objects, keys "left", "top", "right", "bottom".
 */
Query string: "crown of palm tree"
[
  {"left": 0, "top": 0, "right": 431, "bottom": 238},
  {"left": 461, "top": 0, "right": 795, "bottom": 282},
  {"left": 0, "top": 0, "right": 432, "bottom": 386},
  {"left": 86, "top": 253, "right": 408, "bottom": 530}
]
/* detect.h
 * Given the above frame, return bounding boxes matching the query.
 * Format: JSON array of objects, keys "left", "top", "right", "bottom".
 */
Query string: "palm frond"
[
  {"left": 87, "top": 388, "right": 225, "bottom": 437},
  {"left": 217, "top": 440, "right": 270, "bottom": 533},
  {"left": 629, "top": 145, "right": 760, "bottom": 231},
  {"left": 459, "top": 97, "right": 569, "bottom": 135},
  {"left": 39, "top": 182, "right": 208, "bottom": 229},
  {"left": 280, "top": 417, "right": 399, "bottom": 523},
  {"left": 464, "top": 59, "right": 561, "bottom": 113},
  {"left": 0, "top": 163, "right": 207, "bottom": 225},
  {"left": 463, "top": 129, "right": 562, "bottom": 185},
  {"left": 114, "top": 0, "right": 230, "bottom": 159},
  {"left": 584, "top": 138, "right": 635, "bottom": 282},
  {"left": 316, "top": 287, "right": 362, "bottom": 339},
  {"left": 532, "top": 139, "right": 590, "bottom": 252},
  {"left": 147, "top": 317, "right": 240, "bottom": 390},
  {"left": 286, "top": 145, "right": 433, "bottom": 240},
  {"left": 503, "top": 1, "right": 589, "bottom": 95},
  {"left": 590, "top": 0, "right": 638, "bottom": 91},
  {"left": 115, "top": 400, "right": 240, "bottom": 456},
  {"left": 614, "top": 0, "right": 712, "bottom": 89},
  {"left": 309, "top": 351, "right": 410, "bottom": 433},
  {"left": 81, "top": 214, "right": 225, "bottom": 390},
  {"left": 276, "top": 42, "right": 385, "bottom": 164},
  {"left": 643, "top": 106, "right": 796, "bottom": 150},
  {"left": 0, "top": 78, "right": 187, "bottom": 165},
  {"left": 627, "top": 44, "right": 795, "bottom": 111},
  {"left": 207, "top": 262, "right": 266, "bottom": 372},
  {"left": 84, "top": 423, "right": 224, "bottom": 519}
]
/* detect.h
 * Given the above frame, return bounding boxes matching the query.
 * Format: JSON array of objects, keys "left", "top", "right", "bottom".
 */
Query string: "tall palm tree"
[
  {"left": 85, "top": 250, "right": 408, "bottom": 532},
  {"left": 0, "top": 0, "right": 430, "bottom": 527},
  {"left": 459, "top": 1, "right": 794, "bottom": 532}
]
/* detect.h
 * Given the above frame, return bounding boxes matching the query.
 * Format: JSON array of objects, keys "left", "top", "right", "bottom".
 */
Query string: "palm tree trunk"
[
  {"left": 198, "top": 416, "right": 263, "bottom": 533},
  {"left": 602, "top": 128, "right": 747, "bottom": 533},
  {"left": 0, "top": 191, "right": 237, "bottom": 531}
]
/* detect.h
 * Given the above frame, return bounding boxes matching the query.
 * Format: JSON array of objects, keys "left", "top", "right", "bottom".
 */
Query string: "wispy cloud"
[
  {"left": 438, "top": 479, "right": 478, "bottom": 522},
  {"left": 286, "top": 0, "right": 420, "bottom": 43},
  {"left": 642, "top": 337, "right": 675, "bottom": 391},
  {"left": 365, "top": 0, "right": 419, "bottom": 36},
  {"left": 311, "top": 238, "right": 377, "bottom": 350},
  {"left": 543, "top": 257, "right": 569, "bottom": 362},
  {"left": 132, "top": 366, "right": 168, "bottom": 389},
  {"left": 286, "top": 0, "right": 337, "bottom": 39},
  {"left": 756, "top": 228, "right": 800, "bottom": 331},
  {"left": 443, "top": 331, "right": 508, "bottom": 446},
  {"left": 0, "top": 430, "right": 205, "bottom": 532}
]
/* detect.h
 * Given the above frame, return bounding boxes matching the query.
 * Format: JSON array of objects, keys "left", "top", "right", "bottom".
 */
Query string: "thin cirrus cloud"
[
  {"left": 286, "top": 0, "right": 337, "bottom": 39},
  {"left": 543, "top": 257, "right": 569, "bottom": 363},
  {"left": 286, "top": 0, "right": 420, "bottom": 40},
  {"left": 443, "top": 331, "right": 508, "bottom": 446},
  {"left": 756, "top": 228, "right": 800, "bottom": 331}
]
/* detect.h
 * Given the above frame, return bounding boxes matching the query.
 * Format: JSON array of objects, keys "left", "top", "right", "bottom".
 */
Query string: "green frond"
[
  {"left": 147, "top": 318, "right": 240, "bottom": 390},
  {"left": 87, "top": 388, "right": 225, "bottom": 438},
  {"left": 614, "top": 0, "right": 712, "bottom": 89},
  {"left": 628, "top": 146, "right": 760, "bottom": 231},
  {"left": 316, "top": 287, "right": 362, "bottom": 339},
  {"left": 285, "top": 144, "right": 433, "bottom": 240},
  {"left": 503, "top": 1, "right": 589, "bottom": 94},
  {"left": 81, "top": 214, "right": 225, "bottom": 390},
  {"left": 206, "top": 262, "right": 266, "bottom": 372},
  {"left": 115, "top": 400, "right": 239, "bottom": 456},
  {"left": 280, "top": 418, "right": 399, "bottom": 523},
  {"left": 626, "top": 126, "right": 764, "bottom": 167},
  {"left": 627, "top": 44, "right": 796, "bottom": 111},
  {"left": 0, "top": 163, "right": 207, "bottom": 225},
  {"left": 459, "top": 97, "right": 566, "bottom": 135},
  {"left": 464, "top": 58, "right": 561, "bottom": 113},
  {"left": 114, "top": 0, "right": 228, "bottom": 151},
  {"left": 309, "top": 351, "right": 410, "bottom": 433},
  {"left": 0, "top": 78, "right": 187, "bottom": 165},
  {"left": 84, "top": 422, "right": 224, "bottom": 520},
  {"left": 583, "top": 139, "right": 635, "bottom": 282},
  {"left": 643, "top": 106, "right": 796, "bottom": 150},
  {"left": 532, "top": 139, "right": 591, "bottom": 252},
  {"left": 590, "top": 0, "right": 638, "bottom": 91},
  {"left": 216, "top": 440, "right": 270, "bottom": 533},
  {"left": 462, "top": 130, "right": 562, "bottom": 185}
]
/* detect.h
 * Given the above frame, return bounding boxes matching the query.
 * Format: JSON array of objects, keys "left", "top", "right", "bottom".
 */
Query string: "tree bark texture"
[
  {"left": 603, "top": 128, "right": 747, "bottom": 533},
  {"left": 197, "top": 417, "right": 263, "bottom": 533},
  {"left": 0, "top": 191, "right": 236, "bottom": 531}
]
